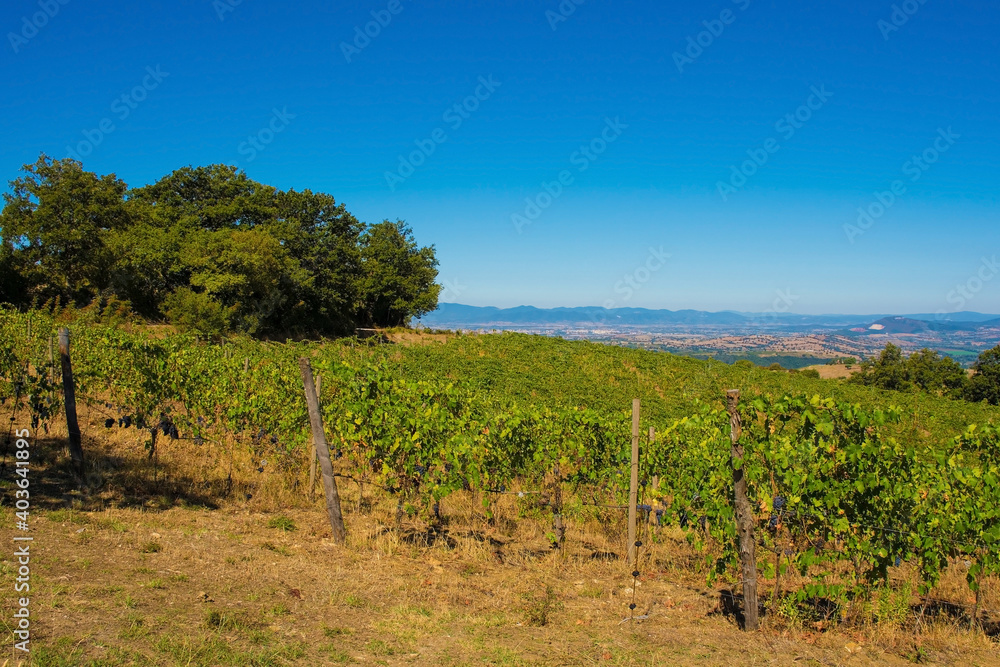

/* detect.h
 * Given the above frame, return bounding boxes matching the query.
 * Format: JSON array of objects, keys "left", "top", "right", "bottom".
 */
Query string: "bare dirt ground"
[{"left": 2, "top": 415, "right": 998, "bottom": 666}]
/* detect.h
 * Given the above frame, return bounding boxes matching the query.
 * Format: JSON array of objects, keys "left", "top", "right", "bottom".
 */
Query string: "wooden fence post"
[
  {"left": 627, "top": 398, "right": 640, "bottom": 570},
  {"left": 308, "top": 375, "right": 320, "bottom": 496},
  {"left": 58, "top": 328, "right": 84, "bottom": 476},
  {"left": 299, "top": 358, "right": 346, "bottom": 544},
  {"left": 552, "top": 463, "right": 564, "bottom": 548},
  {"left": 48, "top": 335, "right": 55, "bottom": 399},
  {"left": 647, "top": 426, "right": 655, "bottom": 525},
  {"left": 727, "top": 389, "right": 759, "bottom": 631}
]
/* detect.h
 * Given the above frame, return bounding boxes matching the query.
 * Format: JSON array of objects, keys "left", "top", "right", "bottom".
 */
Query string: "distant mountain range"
[{"left": 418, "top": 304, "right": 1000, "bottom": 330}]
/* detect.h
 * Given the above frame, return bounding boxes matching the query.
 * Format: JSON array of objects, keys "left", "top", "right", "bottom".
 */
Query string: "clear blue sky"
[{"left": 2, "top": 0, "right": 997, "bottom": 315}]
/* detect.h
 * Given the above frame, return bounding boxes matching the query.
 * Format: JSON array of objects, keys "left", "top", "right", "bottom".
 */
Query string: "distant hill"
[
  {"left": 420, "top": 304, "right": 749, "bottom": 326},
  {"left": 853, "top": 316, "right": 1000, "bottom": 335},
  {"left": 418, "top": 303, "right": 1000, "bottom": 330},
  {"left": 860, "top": 317, "right": 931, "bottom": 334}
]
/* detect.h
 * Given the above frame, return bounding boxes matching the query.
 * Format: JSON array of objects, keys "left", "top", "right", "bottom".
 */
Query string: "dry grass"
[
  {"left": 387, "top": 330, "right": 454, "bottom": 346},
  {"left": 804, "top": 364, "right": 859, "bottom": 380},
  {"left": 2, "top": 411, "right": 998, "bottom": 666}
]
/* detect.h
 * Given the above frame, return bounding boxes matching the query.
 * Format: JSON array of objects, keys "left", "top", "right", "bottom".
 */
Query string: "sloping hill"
[{"left": 377, "top": 332, "right": 1000, "bottom": 442}]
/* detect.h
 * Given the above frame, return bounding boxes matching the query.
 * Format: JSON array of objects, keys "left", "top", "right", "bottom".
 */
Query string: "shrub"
[{"left": 162, "top": 287, "right": 233, "bottom": 339}]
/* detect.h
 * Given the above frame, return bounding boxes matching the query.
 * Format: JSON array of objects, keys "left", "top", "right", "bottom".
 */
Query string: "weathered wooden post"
[
  {"left": 647, "top": 426, "right": 655, "bottom": 525},
  {"left": 48, "top": 335, "right": 55, "bottom": 400},
  {"left": 627, "top": 398, "right": 640, "bottom": 570},
  {"left": 308, "top": 375, "right": 320, "bottom": 496},
  {"left": 552, "top": 463, "right": 564, "bottom": 548},
  {"left": 727, "top": 389, "right": 759, "bottom": 631},
  {"left": 299, "top": 358, "right": 346, "bottom": 544},
  {"left": 58, "top": 328, "right": 84, "bottom": 476}
]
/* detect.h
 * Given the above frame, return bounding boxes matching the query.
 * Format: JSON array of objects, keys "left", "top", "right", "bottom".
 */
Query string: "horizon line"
[{"left": 427, "top": 303, "right": 1000, "bottom": 320}]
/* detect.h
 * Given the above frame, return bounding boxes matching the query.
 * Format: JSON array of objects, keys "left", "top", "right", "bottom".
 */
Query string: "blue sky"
[{"left": 2, "top": 0, "right": 998, "bottom": 315}]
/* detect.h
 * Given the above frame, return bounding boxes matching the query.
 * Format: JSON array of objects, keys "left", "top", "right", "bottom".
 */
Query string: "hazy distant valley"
[{"left": 419, "top": 304, "right": 1000, "bottom": 368}]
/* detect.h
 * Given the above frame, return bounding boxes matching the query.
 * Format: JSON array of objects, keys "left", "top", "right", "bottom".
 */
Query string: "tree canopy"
[
  {"left": 0, "top": 155, "right": 440, "bottom": 337},
  {"left": 966, "top": 345, "right": 1000, "bottom": 406},
  {"left": 850, "top": 342, "right": 1000, "bottom": 406}
]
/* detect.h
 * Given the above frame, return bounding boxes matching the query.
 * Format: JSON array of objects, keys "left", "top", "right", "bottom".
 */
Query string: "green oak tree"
[
  {"left": 357, "top": 220, "right": 440, "bottom": 327},
  {"left": 966, "top": 345, "right": 1000, "bottom": 405},
  {"left": 0, "top": 155, "right": 440, "bottom": 338}
]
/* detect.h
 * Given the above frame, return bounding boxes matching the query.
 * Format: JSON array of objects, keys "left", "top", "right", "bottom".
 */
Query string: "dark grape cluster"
[
  {"left": 767, "top": 495, "right": 787, "bottom": 531},
  {"left": 118, "top": 415, "right": 132, "bottom": 428},
  {"left": 104, "top": 418, "right": 115, "bottom": 428},
  {"left": 157, "top": 414, "right": 178, "bottom": 439}
]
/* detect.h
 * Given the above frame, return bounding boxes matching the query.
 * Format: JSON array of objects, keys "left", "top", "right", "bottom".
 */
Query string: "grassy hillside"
[{"left": 374, "top": 331, "right": 1000, "bottom": 443}]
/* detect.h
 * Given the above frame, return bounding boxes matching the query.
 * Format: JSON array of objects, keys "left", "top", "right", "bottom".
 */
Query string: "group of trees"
[
  {"left": 850, "top": 343, "right": 1000, "bottom": 405},
  {"left": 0, "top": 156, "right": 440, "bottom": 338}
]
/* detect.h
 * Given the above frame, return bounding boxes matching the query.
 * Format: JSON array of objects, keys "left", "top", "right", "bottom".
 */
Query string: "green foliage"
[
  {"left": 852, "top": 343, "right": 910, "bottom": 391},
  {"left": 0, "top": 156, "right": 439, "bottom": 337},
  {"left": 907, "top": 348, "right": 967, "bottom": 397},
  {"left": 267, "top": 515, "right": 296, "bottom": 532},
  {"left": 357, "top": 220, "right": 441, "bottom": 327},
  {"left": 162, "top": 287, "right": 234, "bottom": 339},
  {"left": 852, "top": 344, "right": 970, "bottom": 399},
  {"left": 0, "top": 156, "right": 131, "bottom": 308},
  {"left": 966, "top": 345, "right": 1000, "bottom": 405}
]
